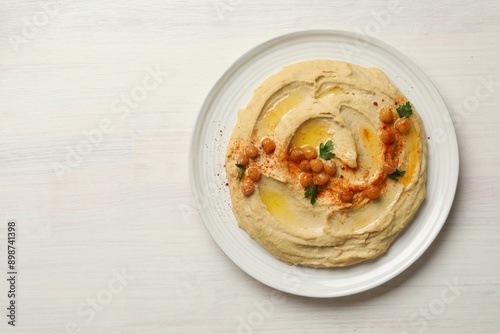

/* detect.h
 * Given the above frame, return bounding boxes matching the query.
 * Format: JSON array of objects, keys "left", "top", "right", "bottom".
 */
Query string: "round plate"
[{"left": 189, "top": 30, "right": 459, "bottom": 298}]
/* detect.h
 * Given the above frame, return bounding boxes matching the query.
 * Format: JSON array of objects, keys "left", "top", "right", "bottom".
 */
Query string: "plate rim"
[{"left": 189, "top": 29, "right": 460, "bottom": 298}]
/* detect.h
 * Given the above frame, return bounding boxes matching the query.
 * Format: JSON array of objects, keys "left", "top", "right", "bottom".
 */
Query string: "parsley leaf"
[
  {"left": 304, "top": 184, "right": 320, "bottom": 205},
  {"left": 396, "top": 101, "right": 413, "bottom": 118},
  {"left": 388, "top": 169, "right": 406, "bottom": 181},
  {"left": 319, "top": 140, "right": 335, "bottom": 160},
  {"left": 235, "top": 163, "right": 245, "bottom": 180}
]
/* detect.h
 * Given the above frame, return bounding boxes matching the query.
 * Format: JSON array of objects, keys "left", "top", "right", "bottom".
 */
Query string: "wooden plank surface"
[{"left": 0, "top": 0, "right": 499, "bottom": 333}]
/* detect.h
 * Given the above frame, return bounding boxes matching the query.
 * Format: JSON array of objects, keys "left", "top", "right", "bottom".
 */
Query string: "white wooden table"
[{"left": 0, "top": 1, "right": 499, "bottom": 333}]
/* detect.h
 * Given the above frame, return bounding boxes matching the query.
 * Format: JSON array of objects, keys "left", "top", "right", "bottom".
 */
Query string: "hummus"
[{"left": 225, "top": 59, "right": 426, "bottom": 268}]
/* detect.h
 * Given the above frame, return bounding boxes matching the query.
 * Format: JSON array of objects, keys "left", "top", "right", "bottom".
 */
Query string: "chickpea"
[
  {"left": 245, "top": 144, "right": 259, "bottom": 159},
  {"left": 395, "top": 118, "right": 410, "bottom": 133},
  {"left": 379, "top": 108, "right": 394, "bottom": 124},
  {"left": 383, "top": 162, "right": 396, "bottom": 174},
  {"left": 236, "top": 154, "right": 249, "bottom": 167},
  {"left": 241, "top": 181, "right": 255, "bottom": 196},
  {"left": 302, "top": 145, "right": 318, "bottom": 160},
  {"left": 299, "top": 160, "right": 312, "bottom": 172},
  {"left": 289, "top": 147, "right": 304, "bottom": 162},
  {"left": 365, "top": 185, "right": 381, "bottom": 200},
  {"left": 339, "top": 189, "right": 354, "bottom": 202},
  {"left": 261, "top": 137, "right": 276, "bottom": 154},
  {"left": 310, "top": 159, "right": 324, "bottom": 173},
  {"left": 313, "top": 172, "right": 330, "bottom": 186},
  {"left": 380, "top": 128, "right": 396, "bottom": 144},
  {"left": 299, "top": 173, "right": 313, "bottom": 187},
  {"left": 247, "top": 167, "right": 261, "bottom": 182},
  {"left": 323, "top": 160, "right": 336, "bottom": 176}
]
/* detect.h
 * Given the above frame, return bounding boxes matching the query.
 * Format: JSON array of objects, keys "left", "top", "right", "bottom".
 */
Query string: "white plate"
[{"left": 189, "top": 30, "right": 459, "bottom": 298}]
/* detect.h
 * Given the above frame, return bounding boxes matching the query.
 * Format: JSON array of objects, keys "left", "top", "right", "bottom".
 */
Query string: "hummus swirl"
[{"left": 226, "top": 59, "right": 427, "bottom": 268}]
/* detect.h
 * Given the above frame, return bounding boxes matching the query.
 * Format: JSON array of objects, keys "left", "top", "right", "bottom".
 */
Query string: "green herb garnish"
[
  {"left": 319, "top": 140, "right": 335, "bottom": 160},
  {"left": 305, "top": 184, "right": 320, "bottom": 205},
  {"left": 396, "top": 101, "right": 413, "bottom": 118},
  {"left": 235, "top": 163, "right": 245, "bottom": 180},
  {"left": 388, "top": 169, "right": 406, "bottom": 181}
]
